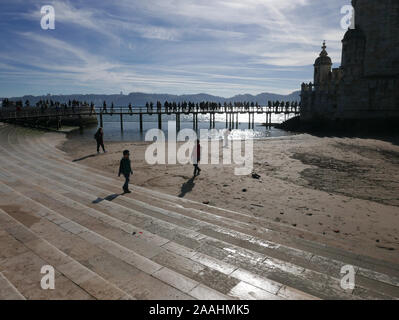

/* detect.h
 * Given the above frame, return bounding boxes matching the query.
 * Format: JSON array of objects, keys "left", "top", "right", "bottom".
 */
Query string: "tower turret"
[{"left": 314, "top": 41, "right": 332, "bottom": 88}]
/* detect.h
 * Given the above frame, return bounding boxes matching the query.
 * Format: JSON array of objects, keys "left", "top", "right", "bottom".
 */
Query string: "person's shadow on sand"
[
  {"left": 92, "top": 193, "right": 123, "bottom": 204},
  {"left": 73, "top": 154, "right": 97, "bottom": 162},
  {"left": 178, "top": 177, "right": 196, "bottom": 198}
]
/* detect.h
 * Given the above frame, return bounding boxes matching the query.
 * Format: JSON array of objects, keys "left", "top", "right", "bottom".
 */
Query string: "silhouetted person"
[
  {"left": 95, "top": 127, "right": 106, "bottom": 154},
  {"left": 119, "top": 150, "right": 133, "bottom": 193},
  {"left": 192, "top": 139, "right": 201, "bottom": 177}
]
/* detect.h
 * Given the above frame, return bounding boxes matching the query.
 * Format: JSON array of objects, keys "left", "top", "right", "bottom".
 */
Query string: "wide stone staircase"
[{"left": 0, "top": 123, "right": 398, "bottom": 300}]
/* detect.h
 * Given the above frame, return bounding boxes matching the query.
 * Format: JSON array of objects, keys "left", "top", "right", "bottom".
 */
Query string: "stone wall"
[{"left": 355, "top": 0, "right": 399, "bottom": 77}]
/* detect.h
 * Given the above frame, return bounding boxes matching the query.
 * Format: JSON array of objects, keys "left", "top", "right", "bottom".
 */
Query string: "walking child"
[
  {"left": 95, "top": 127, "right": 106, "bottom": 154},
  {"left": 118, "top": 150, "right": 133, "bottom": 193}
]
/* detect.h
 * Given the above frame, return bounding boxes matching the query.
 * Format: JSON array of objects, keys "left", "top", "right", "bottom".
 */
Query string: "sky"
[{"left": 0, "top": 0, "right": 350, "bottom": 98}]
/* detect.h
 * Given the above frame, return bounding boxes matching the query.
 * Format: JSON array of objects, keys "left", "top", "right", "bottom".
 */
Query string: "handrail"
[{"left": 0, "top": 105, "right": 301, "bottom": 121}]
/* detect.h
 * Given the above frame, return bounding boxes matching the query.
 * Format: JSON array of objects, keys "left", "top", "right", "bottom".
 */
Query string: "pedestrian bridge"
[{"left": 0, "top": 104, "right": 301, "bottom": 131}]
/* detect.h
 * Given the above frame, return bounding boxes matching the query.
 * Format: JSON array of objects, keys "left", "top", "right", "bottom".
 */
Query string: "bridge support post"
[
  {"left": 100, "top": 113, "right": 103, "bottom": 128},
  {"left": 236, "top": 113, "right": 239, "bottom": 129},
  {"left": 139, "top": 113, "right": 143, "bottom": 132},
  {"left": 248, "top": 113, "right": 251, "bottom": 129},
  {"left": 176, "top": 113, "right": 180, "bottom": 132},
  {"left": 119, "top": 108, "right": 123, "bottom": 132},
  {"left": 158, "top": 113, "right": 162, "bottom": 130}
]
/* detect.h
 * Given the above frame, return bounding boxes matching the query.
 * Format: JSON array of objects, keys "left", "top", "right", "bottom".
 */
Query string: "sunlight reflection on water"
[{"left": 67, "top": 112, "right": 296, "bottom": 142}]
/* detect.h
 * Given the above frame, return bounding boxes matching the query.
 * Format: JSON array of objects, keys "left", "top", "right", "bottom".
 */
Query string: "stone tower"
[{"left": 301, "top": 0, "right": 399, "bottom": 123}]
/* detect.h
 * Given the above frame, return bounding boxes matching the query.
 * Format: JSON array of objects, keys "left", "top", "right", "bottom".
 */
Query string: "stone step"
[
  {"left": 0, "top": 169, "right": 266, "bottom": 300},
  {"left": 1, "top": 130, "right": 322, "bottom": 259},
  {"left": 0, "top": 196, "right": 138, "bottom": 301},
  {"left": 14, "top": 127, "right": 338, "bottom": 239},
  {"left": 0, "top": 146, "right": 394, "bottom": 298},
  {"left": 0, "top": 159, "right": 313, "bottom": 300},
  {"left": 0, "top": 208, "right": 101, "bottom": 300},
  {"left": 9, "top": 126, "right": 338, "bottom": 240},
  {"left": 0, "top": 272, "right": 26, "bottom": 300},
  {"left": 0, "top": 185, "right": 193, "bottom": 300},
  {"left": 0, "top": 134, "right": 372, "bottom": 278},
  {"left": 17, "top": 128, "right": 399, "bottom": 284},
  {"left": 9, "top": 125, "right": 399, "bottom": 280},
  {"left": 1, "top": 124, "right": 398, "bottom": 298},
  {"left": 3, "top": 138, "right": 399, "bottom": 296}
]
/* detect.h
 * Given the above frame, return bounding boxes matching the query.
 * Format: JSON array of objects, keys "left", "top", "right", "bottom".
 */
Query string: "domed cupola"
[
  {"left": 315, "top": 41, "right": 332, "bottom": 67},
  {"left": 314, "top": 41, "right": 333, "bottom": 87}
]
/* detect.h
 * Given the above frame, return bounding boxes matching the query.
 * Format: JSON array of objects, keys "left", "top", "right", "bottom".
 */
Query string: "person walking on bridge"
[
  {"left": 119, "top": 150, "right": 133, "bottom": 193},
  {"left": 95, "top": 127, "right": 106, "bottom": 154}
]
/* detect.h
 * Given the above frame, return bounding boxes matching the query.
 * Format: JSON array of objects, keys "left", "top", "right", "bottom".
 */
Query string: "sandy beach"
[{"left": 61, "top": 133, "right": 399, "bottom": 264}]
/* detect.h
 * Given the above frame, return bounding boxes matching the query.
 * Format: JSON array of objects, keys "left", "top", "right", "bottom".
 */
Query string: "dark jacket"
[
  {"left": 119, "top": 158, "right": 132, "bottom": 176},
  {"left": 95, "top": 130, "right": 104, "bottom": 143},
  {"left": 196, "top": 144, "right": 201, "bottom": 162},
  {"left": 191, "top": 143, "right": 201, "bottom": 164}
]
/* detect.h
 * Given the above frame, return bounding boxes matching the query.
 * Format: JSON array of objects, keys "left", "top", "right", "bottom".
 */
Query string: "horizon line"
[{"left": 2, "top": 90, "right": 301, "bottom": 100}]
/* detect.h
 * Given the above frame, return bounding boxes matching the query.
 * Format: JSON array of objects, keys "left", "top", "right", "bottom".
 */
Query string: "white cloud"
[{"left": 2, "top": 0, "right": 349, "bottom": 96}]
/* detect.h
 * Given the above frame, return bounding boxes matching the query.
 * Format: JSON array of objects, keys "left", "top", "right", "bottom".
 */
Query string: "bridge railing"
[
  {"left": 0, "top": 106, "right": 95, "bottom": 121},
  {"left": 97, "top": 105, "right": 301, "bottom": 114},
  {"left": 0, "top": 105, "right": 301, "bottom": 121}
]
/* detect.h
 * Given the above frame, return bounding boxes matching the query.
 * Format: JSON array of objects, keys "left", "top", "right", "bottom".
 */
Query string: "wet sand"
[{"left": 61, "top": 133, "right": 399, "bottom": 264}]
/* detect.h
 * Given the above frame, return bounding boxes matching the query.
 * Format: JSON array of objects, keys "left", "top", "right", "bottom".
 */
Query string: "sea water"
[{"left": 67, "top": 112, "right": 296, "bottom": 142}]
